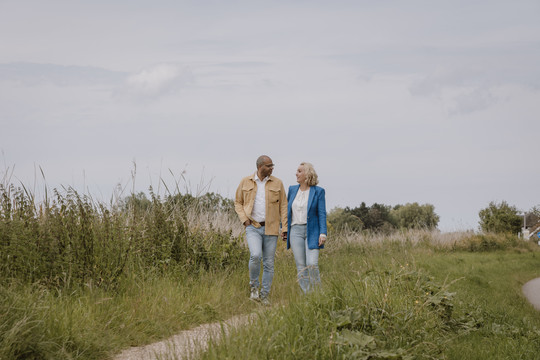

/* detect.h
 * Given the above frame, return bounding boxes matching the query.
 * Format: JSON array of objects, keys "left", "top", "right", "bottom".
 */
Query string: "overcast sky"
[{"left": 1, "top": 0, "right": 539, "bottom": 232}]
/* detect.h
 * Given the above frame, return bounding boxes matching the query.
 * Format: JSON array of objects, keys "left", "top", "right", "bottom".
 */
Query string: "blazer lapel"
[{"left": 307, "top": 187, "right": 316, "bottom": 212}]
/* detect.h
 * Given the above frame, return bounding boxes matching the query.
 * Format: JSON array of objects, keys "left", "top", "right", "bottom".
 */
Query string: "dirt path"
[
  {"left": 523, "top": 277, "right": 540, "bottom": 311},
  {"left": 113, "top": 314, "right": 254, "bottom": 360}
]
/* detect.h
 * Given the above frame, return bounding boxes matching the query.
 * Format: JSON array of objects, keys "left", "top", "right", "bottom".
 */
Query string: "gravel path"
[{"left": 113, "top": 314, "right": 254, "bottom": 360}]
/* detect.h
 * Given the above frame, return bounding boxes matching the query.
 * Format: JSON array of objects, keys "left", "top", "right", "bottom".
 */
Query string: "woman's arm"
[{"left": 318, "top": 188, "right": 327, "bottom": 246}]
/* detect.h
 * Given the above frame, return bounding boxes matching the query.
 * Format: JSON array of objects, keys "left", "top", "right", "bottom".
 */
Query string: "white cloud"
[{"left": 124, "top": 64, "right": 194, "bottom": 98}]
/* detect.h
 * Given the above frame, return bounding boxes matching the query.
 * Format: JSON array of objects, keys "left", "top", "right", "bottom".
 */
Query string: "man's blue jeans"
[
  {"left": 245, "top": 225, "right": 278, "bottom": 298},
  {"left": 290, "top": 224, "right": 320, "bottom": 293}
]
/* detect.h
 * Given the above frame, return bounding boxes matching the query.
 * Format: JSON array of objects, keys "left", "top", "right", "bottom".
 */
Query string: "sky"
[{"left": 1, "top": 0, "right": 539, "bottom": 232}]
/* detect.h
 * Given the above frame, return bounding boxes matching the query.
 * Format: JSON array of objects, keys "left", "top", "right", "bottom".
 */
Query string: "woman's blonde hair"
[{"left": 300, "top": 162, "right": 319, "bottom": 186}]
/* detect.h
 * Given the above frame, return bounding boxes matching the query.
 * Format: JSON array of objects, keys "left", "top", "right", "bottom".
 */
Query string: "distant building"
[{"left": 522, "top": 213, "right": 540, "bottom": 240}]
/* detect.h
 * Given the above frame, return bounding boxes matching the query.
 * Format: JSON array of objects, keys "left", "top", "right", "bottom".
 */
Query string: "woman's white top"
[{"left": 291, "top": 188, "right": 310, "bottom": 226}]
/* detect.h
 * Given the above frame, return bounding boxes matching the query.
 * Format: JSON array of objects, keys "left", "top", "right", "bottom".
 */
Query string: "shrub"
[
  {"left": 478, "top": 201, "right": 522, "bottom": 235},
  {"left": 391, "top": 202, "right": 440, "bottom": 230}
]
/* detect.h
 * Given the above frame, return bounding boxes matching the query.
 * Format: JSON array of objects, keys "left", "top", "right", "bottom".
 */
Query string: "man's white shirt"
[{"left": 251, "top": 173, "right": 268, "bottom": 222}]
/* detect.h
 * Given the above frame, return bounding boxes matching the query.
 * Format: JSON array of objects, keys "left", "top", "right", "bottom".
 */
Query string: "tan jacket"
[{"left": 234, "top": 174, "right": 288, "bottom": 236}]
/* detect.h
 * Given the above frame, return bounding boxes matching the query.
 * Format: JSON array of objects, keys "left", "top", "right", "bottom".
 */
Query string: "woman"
[{"left": 287, "top": 162, "right": 327, "bottom": 293}]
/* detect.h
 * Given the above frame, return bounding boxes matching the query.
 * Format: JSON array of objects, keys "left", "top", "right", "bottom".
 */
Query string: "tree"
[
  {"left": 167, "top": 192, "right": 234, "bottom": 213},
  {"left": 523, "top": 207, "right": 539, "bottom": 229},
  {"left": 391, "top": 202, "right": 440, "bottom": 230},
  {"left": 329, "top": 201, "right": 440, "bottom": 234},
  {"left": 120, "top": 191, "right": 235, "bottom": 215},
  {"left": 346, "top": 202, "right": 395, "bottom": 232},
  {"left": 478, "top": 201, "right": 522, "bottom": 234},
  {"left": 327, "top": 207, "right": 363, "bottom": 232},
  {"left": 120, "top": 191, "right": 152, "bottom": 213},
  {"left": 531, "top": 205, "right": 540, "bottom": 217}
]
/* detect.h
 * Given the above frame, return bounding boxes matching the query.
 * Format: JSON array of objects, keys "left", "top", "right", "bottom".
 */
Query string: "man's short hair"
[{"left": 256, "top": 155, "right": 270, "bottom": 169}]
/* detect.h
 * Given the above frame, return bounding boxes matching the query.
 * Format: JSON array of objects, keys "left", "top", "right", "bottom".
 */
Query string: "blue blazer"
[{"left": 287, "top": 185, "right": 327, "bottom": 250}]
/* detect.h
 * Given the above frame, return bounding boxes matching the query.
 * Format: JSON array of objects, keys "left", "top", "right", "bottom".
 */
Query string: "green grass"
[
  {"left": 415, "top": 251, "right": 540, "bottom": 359},
  {"left": 3, "top": 233, "right": 540, "bottom": 359},
  {"left": 201, "top": 239, "right": 540, "bottom": 360},
  {"left": 1, "top": 268, "right": 266, "bottom": 359},
  {"left": 3, "top": 178, "right": 540, "bottom": 359}
]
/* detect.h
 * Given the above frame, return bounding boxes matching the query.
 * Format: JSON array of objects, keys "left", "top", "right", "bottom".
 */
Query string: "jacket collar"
[{"left": 250, "top": 173, "right": 273, "bottom": 182}]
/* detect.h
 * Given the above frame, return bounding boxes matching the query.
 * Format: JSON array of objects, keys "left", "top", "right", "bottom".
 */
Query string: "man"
[{"left": 234, "top": 155, "right": 288, "bottom": 305}]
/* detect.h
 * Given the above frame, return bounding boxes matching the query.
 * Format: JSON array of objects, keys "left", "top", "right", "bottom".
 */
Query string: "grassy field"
[
  {"left": 201, "top": 235, "right": 540, "bottom": 360},
  {"left": 2, "top": 183, "right": 540, "bottom": 359}
]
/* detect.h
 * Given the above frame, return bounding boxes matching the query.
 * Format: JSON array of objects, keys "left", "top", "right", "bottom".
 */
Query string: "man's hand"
[
  {"left": 281, "top": 231, "right": 287, "bottom": 241},
  {"left": 243, "top": 219, "right": 251, "bottom": 227}
]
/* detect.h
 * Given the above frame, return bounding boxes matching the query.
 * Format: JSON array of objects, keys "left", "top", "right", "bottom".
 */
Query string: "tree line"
[
  {"left": 328, "top": 202, "right": 440, "bottom": 233},
  {"left": 124, "top": 194, "right": 441, "bottom": 234},
  {"left": 123, "top": 192, "right": 538, "bottom": 236},
  {"left": 327, "top": 200, "right": 539, "bottom": 235}
]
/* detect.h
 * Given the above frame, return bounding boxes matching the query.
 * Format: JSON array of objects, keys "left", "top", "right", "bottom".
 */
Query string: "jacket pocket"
[
  {"left": 268, "top": 189, "right": 280, "bottom": 203},
  {"left": 242, "top": 183, "right": 254, "bottom": 203}
]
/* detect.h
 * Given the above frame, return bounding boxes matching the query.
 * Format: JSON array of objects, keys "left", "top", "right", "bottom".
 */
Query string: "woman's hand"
[{"left": 318, "top": 234, "right": 327, "bottom": 246}]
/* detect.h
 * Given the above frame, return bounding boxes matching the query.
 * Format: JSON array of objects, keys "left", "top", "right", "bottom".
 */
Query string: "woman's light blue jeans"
[
  {"left": 290, "top": 224, "right": 320, "bottom": 294},
  {"left": 245, "top": 225, "right": 278, "bottom": 298}
]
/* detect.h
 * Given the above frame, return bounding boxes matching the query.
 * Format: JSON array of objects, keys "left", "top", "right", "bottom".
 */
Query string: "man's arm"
[
  {"left": 279, "top": 181, "right": 288, "bottom": 239},
  {"left": 234, "top": 179, "right": 250, "bottom": 225}
]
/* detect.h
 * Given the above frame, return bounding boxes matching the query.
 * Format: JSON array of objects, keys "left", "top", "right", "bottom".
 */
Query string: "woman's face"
[{"left": 296, "top": 165, "right": 307, "bottom": 185}]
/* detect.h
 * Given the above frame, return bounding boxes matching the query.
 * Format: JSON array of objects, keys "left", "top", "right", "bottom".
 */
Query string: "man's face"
[{"left": 258, "top": 157, "right": 274, "bottom": 179}]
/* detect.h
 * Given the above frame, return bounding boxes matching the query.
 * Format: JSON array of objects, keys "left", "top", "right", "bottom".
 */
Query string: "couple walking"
[{"left": 234, "top": 155, "right": 327, "bottom": 305}]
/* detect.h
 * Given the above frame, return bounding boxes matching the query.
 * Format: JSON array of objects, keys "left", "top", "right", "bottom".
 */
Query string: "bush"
[
  {"left": 327, "top": 207, "right": 363, "bottom": 233},
  {"left": 391, "top": 202, "right": 440, "bottom": 230},
  {"left": 478, "top": 201, "right": 522, "bottom": 235}
]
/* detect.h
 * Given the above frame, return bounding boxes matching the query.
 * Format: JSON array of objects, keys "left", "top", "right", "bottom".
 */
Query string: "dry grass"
[{"left": 329, "top": 228, "right": 536, "bottom": 253}]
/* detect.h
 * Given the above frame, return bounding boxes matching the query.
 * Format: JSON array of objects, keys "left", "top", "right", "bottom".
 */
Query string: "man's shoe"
[
  {"left": 250, "top": 288, "right": 260, "bottom": 301},
  {"left": 260, "top": 297, "right": 271, "bottom": 306}
]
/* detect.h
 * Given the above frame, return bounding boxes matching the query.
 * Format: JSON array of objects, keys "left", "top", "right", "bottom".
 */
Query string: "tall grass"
[
  {"left": 0, "top": 183, "right": 246, "bottom": 289},
  {"left": 330, "top": 228, "right": 536, "bottom": 253},
  {"left": 2, "top": 175, "right": 540, "bottom": 359},
  {"left": 0, "top": 178, "right": 250, "bottom": 359}
]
